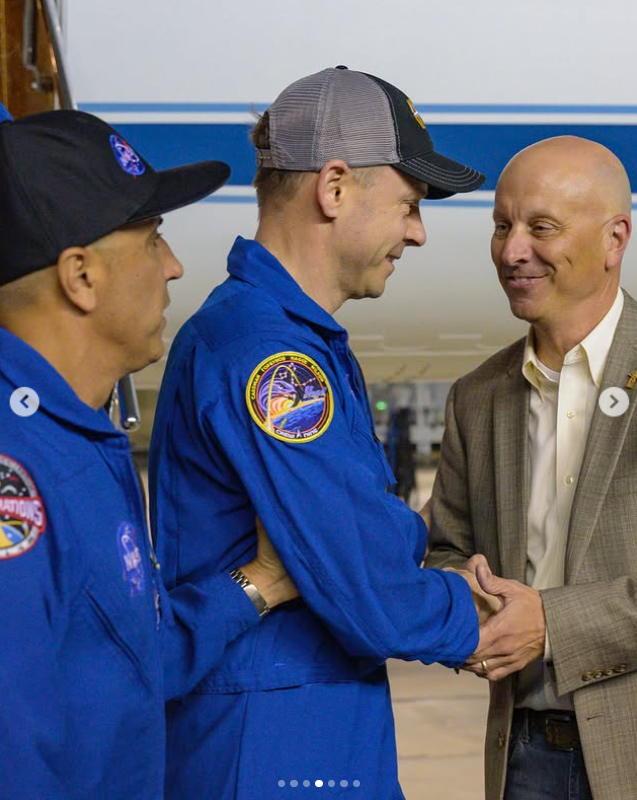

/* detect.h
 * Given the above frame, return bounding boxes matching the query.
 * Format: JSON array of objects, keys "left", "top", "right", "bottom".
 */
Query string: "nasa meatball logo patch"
[
  {"left": 117, "top": 522, "right": 145, "bottom": 597},
  {"left": 246, "top": 352, "right": 334, "bottom": 443},
  {"left": 109, "top": 134, "right": 146, "bottom": 176},
  {"left": 0, "top": 455, "right": 46, "bottom": 560}
]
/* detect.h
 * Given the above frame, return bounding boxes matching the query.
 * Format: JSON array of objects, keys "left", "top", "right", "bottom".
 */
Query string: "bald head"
[
  {"left": 498, "top": 135, "right": 632, "bottom": 217},
  {"left": 491, "top": 136, "right": 632, "bottom": 363}
]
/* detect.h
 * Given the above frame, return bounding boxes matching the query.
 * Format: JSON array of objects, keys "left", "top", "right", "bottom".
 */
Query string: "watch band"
[{"left": 229, "top": 567, "right": 271, "bottom": 618}]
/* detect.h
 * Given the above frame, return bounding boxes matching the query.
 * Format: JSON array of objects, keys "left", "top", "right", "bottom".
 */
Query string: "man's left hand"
[{"left": 241, "top": 518, "right": 299, "bottom": 608}]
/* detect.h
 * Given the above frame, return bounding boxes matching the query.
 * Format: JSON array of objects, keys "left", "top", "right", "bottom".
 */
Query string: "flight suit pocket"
[
  {"left": 84, "top": 571, "right": 154, "bottom": 689},
  {"left": 351, "top": 416, "right": 396, "bottom": 489}
]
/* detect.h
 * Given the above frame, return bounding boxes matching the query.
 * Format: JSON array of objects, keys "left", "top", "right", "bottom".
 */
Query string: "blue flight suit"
[
  {"left": 0, "top": 103, "right": 12, "bottom": 122},
  {"left": 0, "top": 328, "right": 260, "bottom": 800},
  {"left": 150, "top": 237, "right": 479, "bottom": 799}
]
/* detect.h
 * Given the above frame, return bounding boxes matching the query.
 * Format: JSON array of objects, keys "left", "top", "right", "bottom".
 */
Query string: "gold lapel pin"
[{"left": 626, "top": 371, "right": 637, "bottom": 390}]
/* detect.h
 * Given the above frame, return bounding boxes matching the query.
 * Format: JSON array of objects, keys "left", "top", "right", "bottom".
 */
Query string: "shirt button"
[
  {"left": 565, "top": 476, "right": 575, "bottom": 485},
  {"left": 497, "top": 732, "right": 505, "bottom": 749},
  {"left": 567, "top": 411, "right": 575, "bottom": 419}
]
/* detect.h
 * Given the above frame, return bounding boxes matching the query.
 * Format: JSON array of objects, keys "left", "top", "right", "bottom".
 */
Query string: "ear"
[
  {"left": 55, "top": 246, "right": 102, "bottom": 313},
  {"left": 316, "top": 159, "right": 352, "bottom": 219},
  {"left": 605, "top": 215, "right": 632, "bottom": 271}
]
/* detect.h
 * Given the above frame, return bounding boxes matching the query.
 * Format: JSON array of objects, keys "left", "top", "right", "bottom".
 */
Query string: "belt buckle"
[{"left": 544, "top": 713, "right": 579, "bottom": 751}]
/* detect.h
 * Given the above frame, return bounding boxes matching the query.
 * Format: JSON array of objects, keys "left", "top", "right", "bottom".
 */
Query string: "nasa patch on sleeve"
[
  {"left": 0, "top": 454, "right": 46, "bottom": 560},
  {"left": 245, "top": 352, "right": 334, "bottom": 443}
]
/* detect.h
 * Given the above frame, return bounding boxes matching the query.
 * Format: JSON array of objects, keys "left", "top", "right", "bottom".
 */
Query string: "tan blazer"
[{"left": 428, "top": 291, "right": 637, "bottom": 800}]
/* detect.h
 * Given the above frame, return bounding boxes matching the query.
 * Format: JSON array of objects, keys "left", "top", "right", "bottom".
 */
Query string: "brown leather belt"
[{"left": 514, "top": 708, "right": 581, "bottom": 751}]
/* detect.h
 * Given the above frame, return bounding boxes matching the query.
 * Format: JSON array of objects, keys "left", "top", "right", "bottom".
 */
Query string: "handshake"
[
  {"left": 419, "top": 500, "right": 546, "bottom": 680},
  {"left": 442, "top": 556, "right": 546, "bottom": 682},
  {"left": 444, "top": 559, "right": 502, "bottom": 625}
]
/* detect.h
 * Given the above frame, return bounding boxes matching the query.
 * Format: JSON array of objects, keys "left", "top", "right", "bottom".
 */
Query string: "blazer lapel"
[
  {"left": 566, "top": 293, "right": 637, "bottom": 581},
  {"left": 493, "top": 342, "right": 530, "bottom": 582}
]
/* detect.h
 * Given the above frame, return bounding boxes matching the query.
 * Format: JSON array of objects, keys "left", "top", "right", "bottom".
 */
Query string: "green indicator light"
[{"left": 376, "top": 401, "right": 388, "bottom": 411}]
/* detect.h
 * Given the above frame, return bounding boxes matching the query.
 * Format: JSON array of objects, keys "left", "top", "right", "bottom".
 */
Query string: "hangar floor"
[
  {"left": 396, "top": 468, "right": 489, "bottom": 800},
  {"left": 390, "top": 658, "right": 488, "bottom": 800}
]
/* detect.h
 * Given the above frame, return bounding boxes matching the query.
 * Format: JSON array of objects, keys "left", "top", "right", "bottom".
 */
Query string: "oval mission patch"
[
  {"left": 245, "top": 352, "right": 334, "bottom": 443},
  {"left": 0, "top": 454, "right": 46, "bottom": 560}
]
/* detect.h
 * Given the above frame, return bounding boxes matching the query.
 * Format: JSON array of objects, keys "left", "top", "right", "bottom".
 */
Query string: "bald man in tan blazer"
[{"left": 428, "top": 136, "right": 637, "bottom": 800}]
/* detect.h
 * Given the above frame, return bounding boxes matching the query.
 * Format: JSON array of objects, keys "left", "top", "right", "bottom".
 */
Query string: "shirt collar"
[
  {"left": 0, "top": 327, "right": 124, "bottom": 437},
  {"left": 227, "top": 236, "right": 347, "bottom": 337},
  {"left": 522, "top": 288, "right": 624, "bottom": 394},
  {"left": 579, "top": 289, "right": 624, "bottom": 385},
  {"left": 522, "top": 339, "right": 558, "bottom": 397}
]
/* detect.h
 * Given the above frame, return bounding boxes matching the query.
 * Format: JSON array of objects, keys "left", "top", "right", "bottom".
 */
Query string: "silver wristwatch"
[{"left": 229, "top": 567, "right": 271, "bottom": 618}]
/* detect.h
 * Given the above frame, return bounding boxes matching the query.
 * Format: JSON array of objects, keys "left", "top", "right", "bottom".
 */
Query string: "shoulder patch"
[
  {"left": 0, "top": 455, "right": 46, "bottom": 559},
  {"left": 246, "top": 352, "right": 334, "bottom": 443}
]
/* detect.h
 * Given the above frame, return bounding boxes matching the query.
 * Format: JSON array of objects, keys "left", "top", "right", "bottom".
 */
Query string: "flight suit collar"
[
  {"left": 227, "top": 236, "right": 347, "bottom": 337},
  {"left": 0, "top": 326, "right": 124, "bottom": 438}
]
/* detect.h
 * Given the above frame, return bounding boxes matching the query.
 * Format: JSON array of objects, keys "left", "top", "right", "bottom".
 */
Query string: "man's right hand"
[
  {"left": 240, "top": 518, "right": 299, "bottom": 609},
  {"left": 467, "top": 563, "right": 546, "bottom": 681},
  {"left": 443, "top": 564, "right": 502, "bottom": 625}
]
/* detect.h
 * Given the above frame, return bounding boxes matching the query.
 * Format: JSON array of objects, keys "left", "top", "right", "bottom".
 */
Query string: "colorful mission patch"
[
  {"left": 246, "top": 352, "right": 333, "bottom": 443},
  {"left": 0, "top": 454, "right": 46, "bottom": 559}
]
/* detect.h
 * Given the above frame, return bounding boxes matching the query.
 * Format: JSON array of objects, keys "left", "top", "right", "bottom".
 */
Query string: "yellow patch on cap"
[{"left": 407, "top": 98, "right": 426, "bottom": 130}]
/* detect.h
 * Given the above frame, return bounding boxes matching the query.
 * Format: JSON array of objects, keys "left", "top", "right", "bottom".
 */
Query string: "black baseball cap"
[
  {"left": 255, "top": 66, "right": 485, "bottom": 199},
  {"left": 0, "top": 109, "right": 231, "bottom": 286}
]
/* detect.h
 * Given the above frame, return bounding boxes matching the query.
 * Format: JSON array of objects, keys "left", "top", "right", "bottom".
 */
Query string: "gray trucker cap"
[{"left": 255, "top": 66, "right": 485, "bottom": 199}]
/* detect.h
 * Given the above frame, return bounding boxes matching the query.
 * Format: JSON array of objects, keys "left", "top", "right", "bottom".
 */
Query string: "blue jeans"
[{"left": 504, "top": 712, "right": 593, "bottom": 800}]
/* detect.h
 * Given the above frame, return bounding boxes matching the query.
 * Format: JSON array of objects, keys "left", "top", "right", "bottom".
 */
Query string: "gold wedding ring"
[{"left": 481, "top": 659, "right": 489, "bottom": 674}]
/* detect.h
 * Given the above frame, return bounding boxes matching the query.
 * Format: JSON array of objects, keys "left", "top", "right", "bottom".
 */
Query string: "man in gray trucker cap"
[{"left": 150, "top": 66, "right": 492, "bottom": 800}]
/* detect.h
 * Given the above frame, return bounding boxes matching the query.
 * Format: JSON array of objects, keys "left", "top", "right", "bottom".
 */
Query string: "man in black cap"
[
  {"left": 150, "top": 67, "right": 492, "bottom": 800},
  {"left": 0, "top": 109, "right": 296, "bottom": 800}
]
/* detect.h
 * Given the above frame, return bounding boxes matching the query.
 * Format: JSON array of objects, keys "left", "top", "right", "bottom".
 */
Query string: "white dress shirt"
[{"left": 515, "top": 289, "right": 624, "bottom": 710}]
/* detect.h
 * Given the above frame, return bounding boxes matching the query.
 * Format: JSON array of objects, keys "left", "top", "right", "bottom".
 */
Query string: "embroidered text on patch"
[
  {"left": 0, "top": 454, "right": 46, "bottom": 559},
  {"left": 246, "top": 352, "right": 333, "bottom": 443}
]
